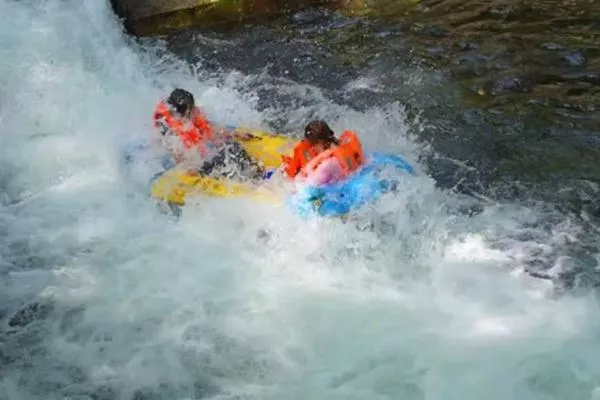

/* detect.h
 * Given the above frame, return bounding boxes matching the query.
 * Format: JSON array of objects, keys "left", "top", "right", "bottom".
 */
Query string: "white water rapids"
[{"left": 1, "top": 1, "right": 600, "bottom": 399}]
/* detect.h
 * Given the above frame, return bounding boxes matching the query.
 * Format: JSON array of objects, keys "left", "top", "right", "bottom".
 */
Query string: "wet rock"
[
  {"left": 580, "top": 133, "right": 600, "bottom": 149},
  {"left": 462, "top": 108, "right": 486, "bottom": 125},
  {"left": 492, "top": 77, "right": 524, "bottom": 94},
  {"left": 455, "top": 54, "right": 490, "bottom": 77},
  {"left": 456, "top": 54, "right": 489, "bottom": 64},
  {"left": 292, "top": 8, "right": 329, "bottom": 25},
  {"left": 559, "top": 71, "right": 600, "bottom": 85},
  {"left": 527, "top": 99, "right": 549, "bottom": 106},
  {"left": 454, "top": 202, "right": 485, "bottom": 217},
  {"left": 523, "top": 258, "right": 551, "bottom": 273},
  {"left": 458, "top": 41, "right": 480, "bottom": 51},
  {"left": 374, "top": 29, "right": 401, "bottom": 38},
  {"left": 563, "top": 51, "right": 586, "bottom": 67},
  {"left": 426, "top": 46, "right": 447, "bottom": 59},
  {"left": 328, "top": 17, "right": 361, "bottom": 30},
  {"left": 542, "top": 42, "right": 566, "bottom": 51},
  {"left": 8, "top": 301, "right": 54, "bottom": 328},
  {"left": 426, "top": 46, "right": 446, "bottom": 55},
  {"left": 292, "top": 53, "right": 317, "bottom": 67},
  {"left": 411, "top": 23, "right": 450, "bottom": 38},
  {"left": 527, "top": 270, "right": 554, "bottom": 280}
]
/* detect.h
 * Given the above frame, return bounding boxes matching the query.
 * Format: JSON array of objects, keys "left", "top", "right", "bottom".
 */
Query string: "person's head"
[
  {"left": 304, "top": 120, "right": 339, "bottom": 150},
  {"left": 167, "top": 88, "right": 195, "bottom": 118}
]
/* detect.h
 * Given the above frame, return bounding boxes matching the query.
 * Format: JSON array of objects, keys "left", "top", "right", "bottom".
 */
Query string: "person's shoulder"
[
  {"left": 339, "top": 130, "right": 361, "bottom": 143},
  {"left": 294, "top": 139, "right": 310, "bottom": 149},
  {"left": 153, "top": 100, "right": 170, "bottom": 117}
]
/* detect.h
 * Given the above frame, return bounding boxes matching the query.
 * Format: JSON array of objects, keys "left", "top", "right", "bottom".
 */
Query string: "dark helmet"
[
  {"left": 167, "top": 88, "right": 195, "bottom": 115},
  {"left": 304, "top": 120, "right": 338, "bottom": 146}
]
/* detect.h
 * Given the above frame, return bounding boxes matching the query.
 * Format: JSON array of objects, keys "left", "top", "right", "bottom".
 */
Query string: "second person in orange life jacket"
[
  {"left": 282, "top": 120, "right": 365, "bottom": 186},
  {"left": 153, "top": 88, "right": 265, "bottom": 180}
]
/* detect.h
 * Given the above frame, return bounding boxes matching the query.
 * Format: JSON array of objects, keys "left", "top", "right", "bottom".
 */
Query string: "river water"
[{"left": 1, "top": 1, "right": 600, "bottom": 399}]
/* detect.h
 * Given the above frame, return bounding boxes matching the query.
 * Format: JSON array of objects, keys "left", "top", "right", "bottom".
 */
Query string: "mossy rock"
[{"left": 120, "top": 0, "right": 339, "bottom": 36}]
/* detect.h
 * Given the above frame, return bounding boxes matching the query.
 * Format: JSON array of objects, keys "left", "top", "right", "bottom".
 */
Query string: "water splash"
[{"left": 1, "top": 1, "right": 600, "bottom": 400}]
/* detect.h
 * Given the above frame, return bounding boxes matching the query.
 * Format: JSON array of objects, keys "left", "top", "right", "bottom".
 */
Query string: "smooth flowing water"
[{"left": 1, "top": 1, "right": 600, "bottom": 400}]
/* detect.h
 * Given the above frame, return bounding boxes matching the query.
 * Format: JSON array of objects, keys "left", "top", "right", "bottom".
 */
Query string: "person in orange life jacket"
[
  {"left": 282, "top": 120, "right": 365, "bottom": 185},
  {"left": 153, "top": 88, "right": 265, "bottom": 180}
]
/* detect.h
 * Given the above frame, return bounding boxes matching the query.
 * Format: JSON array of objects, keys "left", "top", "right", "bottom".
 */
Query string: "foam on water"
[{"left": 1, "top": 1, "right": 600, "bottom": 400}]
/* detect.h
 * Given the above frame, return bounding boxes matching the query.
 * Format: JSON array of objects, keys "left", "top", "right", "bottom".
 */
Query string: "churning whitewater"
[{"left": 1, "top": 1, "right": 600, "bottom": 399}]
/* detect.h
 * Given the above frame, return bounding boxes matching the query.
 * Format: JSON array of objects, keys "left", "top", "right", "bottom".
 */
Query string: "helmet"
[
  {"left": 167, "top": 88, "right": 195, "bottom": 116},
  {"left": 304, "top": 120, "right": 337, "bottom": 145}
]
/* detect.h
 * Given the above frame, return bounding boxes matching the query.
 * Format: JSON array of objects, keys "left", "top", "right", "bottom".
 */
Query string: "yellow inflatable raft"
[{"left": 149, "top": 128, "right": 298, "bottom": 206}]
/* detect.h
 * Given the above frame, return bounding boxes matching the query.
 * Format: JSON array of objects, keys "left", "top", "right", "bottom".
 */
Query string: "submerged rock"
[
  {"left": 8, "top": 301, "right": 54, "bottom": 328},
  {"left": 563, "top": 51, "right": 586, "bottom": 67},
  {"left": 411, "top": 23, "right": 450, "bottom": 38},
  {"left": 492, "top": 77, "right": 524, "bottom": 94},
  {"left": 457, "top": 41, "right": 480, "bottom": 51},
  {"left": 542, "top": 42, "right": 566, "bottom": 51}
]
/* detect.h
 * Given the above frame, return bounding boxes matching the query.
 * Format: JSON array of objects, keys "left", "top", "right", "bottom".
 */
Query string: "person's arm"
[
  {"left": 212, "top": 125, "right": 256, "bottom": 142},
  {"left": 151, "top": 113, "right": 168, "bottom": 142},
  {"left": 281, "top": 146, "right": 303, "bottom": 179}
]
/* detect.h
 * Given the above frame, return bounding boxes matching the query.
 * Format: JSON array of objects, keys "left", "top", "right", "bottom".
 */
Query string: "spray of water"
[{"left": 1, "top": 1, "right": 600, "bottom": 399}]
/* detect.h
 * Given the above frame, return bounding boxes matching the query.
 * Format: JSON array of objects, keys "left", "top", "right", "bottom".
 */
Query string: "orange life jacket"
[
  {"left": 281, "top": 139, "right": 322, "bottom": 179},
  {"left": 153, "top": 101, "right": 213, "bottom": 154},
  {"left": 299, "top": 130, "right": 364, "bottom": 179}
]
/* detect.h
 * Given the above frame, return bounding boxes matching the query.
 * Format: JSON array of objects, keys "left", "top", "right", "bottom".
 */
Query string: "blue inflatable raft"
[{"left": 288, "top": 152, "right": 415, "bottom": 218}]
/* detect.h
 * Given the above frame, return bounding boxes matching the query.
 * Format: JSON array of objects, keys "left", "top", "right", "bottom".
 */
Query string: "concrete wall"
[{"left": 111, "top": 0, "right": 341, "bottom": 36}]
